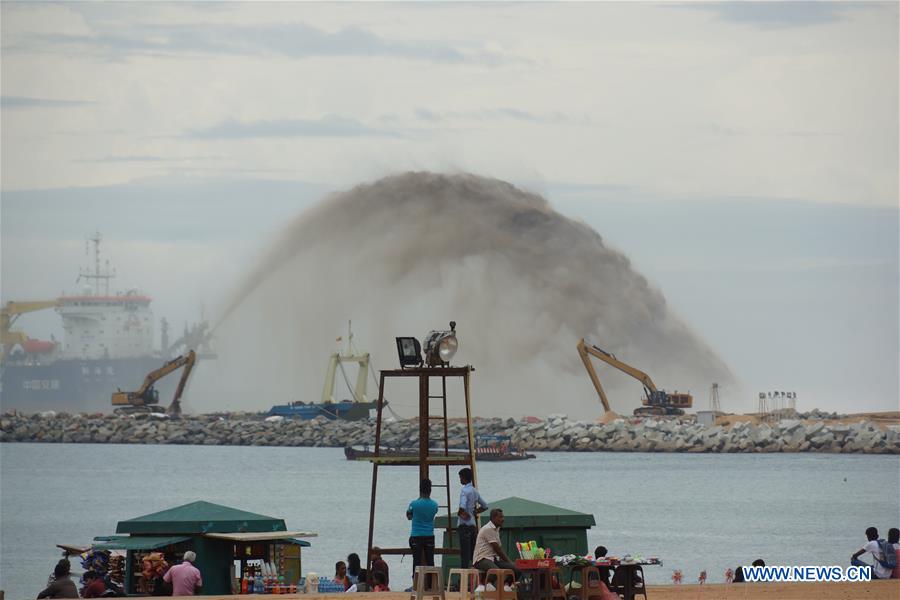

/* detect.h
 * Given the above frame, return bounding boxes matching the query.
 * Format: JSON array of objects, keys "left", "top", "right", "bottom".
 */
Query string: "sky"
[{"left": 1, "top": 1, "right": 898, "bottom": 416}]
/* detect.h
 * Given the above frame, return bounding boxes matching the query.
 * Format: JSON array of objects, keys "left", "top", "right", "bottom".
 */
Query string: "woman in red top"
[
  {"left": 81, "top": 572, "right": 106, "bottom": 598},
  {"left": 334, "top": 561, "right": 351, "bottom": 590},
  {"left": 889, "top": 528, "right": 900, "bottom": 579}
]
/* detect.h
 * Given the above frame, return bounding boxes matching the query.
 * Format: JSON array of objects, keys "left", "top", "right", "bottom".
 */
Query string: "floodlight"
[
  {"left": 396, "top": 337, "right": 422, "bottom": 368},
  {"left": 423, "top": 321, "right": 458, "bottom": 367}
]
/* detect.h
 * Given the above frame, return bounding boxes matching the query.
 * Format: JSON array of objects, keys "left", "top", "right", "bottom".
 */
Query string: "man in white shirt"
[
  {"left": 850, "top": 526, "right": 891, "bottom": 580},
  {"left": 472, "top": 509, "right": 519, "bottom": 589}
]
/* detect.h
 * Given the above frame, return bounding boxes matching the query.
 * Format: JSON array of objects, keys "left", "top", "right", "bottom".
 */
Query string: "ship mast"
[{"left": 77, "top": 231, "right": 116, "bottom": 296}]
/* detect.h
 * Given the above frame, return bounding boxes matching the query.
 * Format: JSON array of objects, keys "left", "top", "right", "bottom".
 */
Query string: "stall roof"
[
  {"left": 435, "top": 496, "right": 596, "bottom": 529},
  {"left": 204, "top": 532, "right": 314, "bottom": 546},
  {"left": 92, "top": 535, "right": 191, "bottom": 551},
  {"left": 116, "top": 501, "right": 287, "bottom": 535}
]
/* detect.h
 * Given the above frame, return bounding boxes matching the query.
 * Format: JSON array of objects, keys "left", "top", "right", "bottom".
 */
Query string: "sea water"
[{"left": 1, "top": 443, "right": 897, "bottom": 598}]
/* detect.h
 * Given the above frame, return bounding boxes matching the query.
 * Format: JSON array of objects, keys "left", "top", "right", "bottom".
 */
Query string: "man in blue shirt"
[
  {"left": 457, "top": 467, "right": 489, "bottom": 569},
  {"left": 407, "top": 478, "right": 439, "bottom": 579}
]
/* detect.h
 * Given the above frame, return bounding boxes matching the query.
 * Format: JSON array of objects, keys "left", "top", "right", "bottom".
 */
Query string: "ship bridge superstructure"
[
  {"left": 57, "top": 292, "right": 154, "bottom": 360},
  {"left": 56, "top": 232, "right": 155, "bottom": 360}
]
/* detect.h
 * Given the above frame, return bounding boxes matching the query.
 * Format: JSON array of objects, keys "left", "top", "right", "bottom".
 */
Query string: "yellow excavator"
[
  {"left": 111, "top": 350, "right": 196, "bottom": 416},
  {"left": 577, "top": 338, "right": 692, "bottom": 417}
]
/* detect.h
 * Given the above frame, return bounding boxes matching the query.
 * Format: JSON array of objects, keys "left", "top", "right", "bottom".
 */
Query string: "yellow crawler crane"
[
  {"left": 111, "top": 350, "right": 196, "bottom": 416},
  {"left": 1, "top": 300, "right": 61, "bottom": 359},
  {"left": 577, "top": 338, "right": 692, "bottom": 417}
]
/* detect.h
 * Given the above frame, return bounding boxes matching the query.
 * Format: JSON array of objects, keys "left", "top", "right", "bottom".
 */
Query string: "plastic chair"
[
  {"left": 447, "top": 568, "right": 482, "bottom": 600},
  {"left": 410, "top": 566, "right": 445, "bottom": 600},
  {"left": 484, "top": 569, "right": 517, "bottom": 600}
]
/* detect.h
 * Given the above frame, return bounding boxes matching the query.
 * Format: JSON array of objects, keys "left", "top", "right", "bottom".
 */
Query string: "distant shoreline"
[{"left": 2, "top": 412, "right": 897, "bottom": 454}]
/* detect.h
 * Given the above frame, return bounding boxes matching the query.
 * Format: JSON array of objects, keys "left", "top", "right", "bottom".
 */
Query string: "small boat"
[
  {"left": 268, "top": 399, "right": 375, "bottom": 421},
  {"left": 344, "top": 435, "right": 536, "bottom": 462}
]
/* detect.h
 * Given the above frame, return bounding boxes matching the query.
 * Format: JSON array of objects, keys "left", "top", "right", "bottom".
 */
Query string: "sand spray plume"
[{"left": 199, "top": 172, "right": 734, "bottom": 418}]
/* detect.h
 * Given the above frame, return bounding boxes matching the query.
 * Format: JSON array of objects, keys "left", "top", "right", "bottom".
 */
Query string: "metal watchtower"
[{"left": 364, "top": 364, "right": 478, "bottom": 579}]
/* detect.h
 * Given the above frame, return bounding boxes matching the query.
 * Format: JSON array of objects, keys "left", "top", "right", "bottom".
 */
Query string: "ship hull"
[
  {"left": 344, "top": 446, "right": 536, "bottom": 462},
  {"left": 268, "top": 400, "right": 376, "bottom": 421},
  {"left": 0, "top": 357, "right": 177, "bottom": 414}
]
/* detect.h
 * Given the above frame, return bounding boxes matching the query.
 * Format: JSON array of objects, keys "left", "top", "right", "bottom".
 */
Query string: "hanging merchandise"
[{"left": 80, "top": 549, "right": 111, "bottom": 584}]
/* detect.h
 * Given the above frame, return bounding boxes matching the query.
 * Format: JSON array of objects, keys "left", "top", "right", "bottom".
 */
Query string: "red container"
[{"left": 515, "top": 559, "right": 555, "bottom": 569}]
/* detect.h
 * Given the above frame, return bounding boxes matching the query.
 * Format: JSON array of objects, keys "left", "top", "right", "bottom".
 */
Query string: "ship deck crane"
[
  {"left": 111, "top": 350, "right": 196, "bottom": 416},
  {"left": 1, "top": 300, "right": 61, "bottom": 346},
  {"left": 577, "top": 338, "right": 692, "bottom": 417}
]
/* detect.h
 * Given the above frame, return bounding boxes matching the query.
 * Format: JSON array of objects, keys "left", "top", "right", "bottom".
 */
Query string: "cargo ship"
[{"left": 0, "top": 233, "right": 209, "bottom": 414}]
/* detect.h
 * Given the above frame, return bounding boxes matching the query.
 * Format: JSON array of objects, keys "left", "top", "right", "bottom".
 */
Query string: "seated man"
[
  {"left": 472, "top": 508, "right": 519, "bottom": 590},
  {"left": 851, "top": 527, "right": 892, "bottom": 580}
]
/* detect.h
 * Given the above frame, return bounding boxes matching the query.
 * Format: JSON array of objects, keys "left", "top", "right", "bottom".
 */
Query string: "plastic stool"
[
  {"left": 570, "top": 566, "right": 606, "bottom": 600},
  {"left": 631, "top": 565, "right": 647, "bottom": 600},
  {"left": 484, "top": 569, "right": 517, "bottom": 600},
  {"left": 448, "top": 568, "right": 481, "bottom": 599},
  {"left": 410, "top": 566, "right": 445, "bottom": 600},
  {"left": 519, "top": 568, "right": 554, "bottom": 600},
  {"left": 549, "top": 567, "right": 567, "bottom": 600}
]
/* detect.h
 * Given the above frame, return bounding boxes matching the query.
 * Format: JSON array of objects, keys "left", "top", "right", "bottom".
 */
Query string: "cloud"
[
  {"left": 684, "top": 2, "right": 869, "bottom": 29},
  {"left": 72, "top": 155, "right": 226, "bottom": 163},
  {"left": 73, "top": 155, "right": 169, "bottom": 163},
  {"left": 413, "top": 107, "right": 568, "bottom": 124},
  {"left": 185, "top": 116, "right": 407, "bottom": 140},
  {"left": 0, "top": 95, "right": 93, "bottom": 109},
  {"left": 8, "top": 21, "right": 469, "bottom": 63}
]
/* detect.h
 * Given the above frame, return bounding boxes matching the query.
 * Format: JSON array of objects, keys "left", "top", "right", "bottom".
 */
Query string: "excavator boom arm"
[
  {"left": 580, "top": 339, "right": 659, "bottom": 393},
  {"left": 576, "top": 339, "right": 612, "bottom": 413},
  {"left": 167, "top": 351, "right": 196, "bottom": 415},
  {"left": 134, "top": 351, "right": 195, "bottom": 398},
  {"left": 112, "top": 350, "right": 197, "bottom": 411}
]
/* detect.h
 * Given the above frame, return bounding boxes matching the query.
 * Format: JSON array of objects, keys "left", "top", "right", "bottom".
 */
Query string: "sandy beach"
[{"left": 182, "top": 580, "right": 900, "bottom": 600}]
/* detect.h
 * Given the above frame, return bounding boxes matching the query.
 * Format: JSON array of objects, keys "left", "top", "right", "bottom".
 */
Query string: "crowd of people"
[
  {"left": 36, "top": 482, "right": 899, "bottom": 597},
  {"left": 330, "top": 550, "right": 391, "bottom": 592},
  {"left": 36, "top": 552, "right": 202, "bottom": 599}
]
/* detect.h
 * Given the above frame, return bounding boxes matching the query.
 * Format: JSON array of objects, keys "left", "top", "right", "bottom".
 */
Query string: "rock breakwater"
[{"left": 1, "top": 412, "right": 897, "bottom": 454}]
